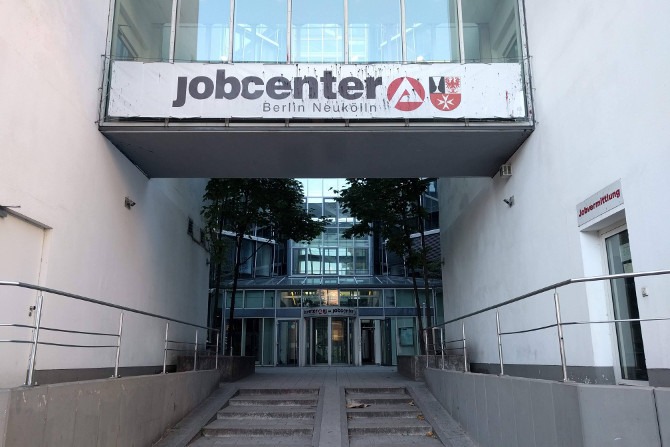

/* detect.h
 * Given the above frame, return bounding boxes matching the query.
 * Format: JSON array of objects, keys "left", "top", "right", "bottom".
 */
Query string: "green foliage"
[
  {"left": 336, "top": 178, "right": 431, "bottom": 267},
  {"left": 201, "top": 178, "right": 326, "bottom": 354},
  {"left": 202, "top": 178, "right": 326, "bottom": 252}
]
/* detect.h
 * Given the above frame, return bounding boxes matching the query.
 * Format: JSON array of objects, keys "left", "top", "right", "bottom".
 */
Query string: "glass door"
[
  {"left": 605, "top": 229, "right": 648, "bottom": 381},
  {"left": 312, "top": 318, "right": 329, "bottom": 364},
  {"left": 277, "top": 320, "right": 299, "bottom": 366},
  {"left": 331, "top": 318, "right": 351, "bottom": 364}
]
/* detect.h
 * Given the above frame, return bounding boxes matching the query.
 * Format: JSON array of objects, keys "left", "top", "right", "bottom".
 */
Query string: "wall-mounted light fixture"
[
  {"left": 499, "top": 164, "right": 512, "bottom": 178},
  {"left": 0, "top": 205, "right": 20, "bottom": 218},
  {"left": 124, "top": 197, "right": 136, "bottom": 209}
]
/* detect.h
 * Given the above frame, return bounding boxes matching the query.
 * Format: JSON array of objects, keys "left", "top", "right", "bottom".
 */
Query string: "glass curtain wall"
[
  {"left": 176, "top": 0, "right": 230, "bottom": 61},
  {"left": 405, "top": 0, "right": 459, "bottom": 62},
  {"left": 110, "top": 0, "right": 523, "bottom": 64},
  {"left": 292, "top": 179, "right": 371, "bottom": 276},
  {"left": 348, "top": 0, "right": 401, "bottom": 62},
  {"left": 291, "top": 0, "right": 344, "bottom": 62},
  {"left": 233, "top": 0, "right": 287, "bottom": 62}
]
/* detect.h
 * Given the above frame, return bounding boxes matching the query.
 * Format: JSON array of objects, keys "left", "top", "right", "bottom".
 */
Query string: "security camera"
[{"left": 124, "top": 197, "right": 136, "bottom": 209}]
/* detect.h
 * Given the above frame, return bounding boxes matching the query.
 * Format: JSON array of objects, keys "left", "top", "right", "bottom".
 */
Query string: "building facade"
[
  {"left": 212, "top": 178, "right": 444, "bottom": 367},
  {"left": 438, "top": 0, "right": 670, "bottom": 386}
]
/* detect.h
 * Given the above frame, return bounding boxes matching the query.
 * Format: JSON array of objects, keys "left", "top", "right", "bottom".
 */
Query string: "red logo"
[
  {"left": 429, "top": 76, "right": 461, "bottom": 111},
  {"left": 387, "top": 77, "right": 425, "bottom": 111}
]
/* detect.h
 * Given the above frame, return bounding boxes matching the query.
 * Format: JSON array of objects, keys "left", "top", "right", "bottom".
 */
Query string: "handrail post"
[
  {"left": 462, "top": 322, "right": 468, "bottom": 373},
  {"left": 424, "top": 330, "right": 429, "bottom": 369},
  {"left": 496, "top": 310, "right": 504, "bottom": 376},
  {"left": 215, "top": 330, "right": 219, "bottom": 370},
  {"left": 113, "top": 312, "right": 123, "bottom": 378},
  {"left": 193, "top": 330, "right": 198, "bottom": 371},
  {"left": 440, "top": 327, "right": 445, "bottom": 370},
  {"left": 163, "top": 322, "right": 169, "bottom": 374},
  {"left": 25, "top": 293, "right": 44, "bottom": 386},
  {"left": 554, "top": 290, "right": 569, "bottom": 382}
]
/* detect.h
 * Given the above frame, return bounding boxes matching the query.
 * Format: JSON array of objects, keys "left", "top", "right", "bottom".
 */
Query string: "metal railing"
[
  {"left": 0, "top": 281, "right": 220, "bottom": 386},
  {"left": 424, "top": 269, "right": 670, "bottom": 381}
]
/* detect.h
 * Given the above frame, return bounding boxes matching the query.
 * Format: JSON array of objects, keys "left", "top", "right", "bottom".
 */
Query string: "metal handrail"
[
  {"left": 0, "top": 280, "right": 221, "bottom": 386},
  {"left": 0, "top": 281, "right": 212, "bottom": 330},
  {"left": 425, "top": 269, "right": 670, "bottom": 382},
  {"left": 435, "top": 270, "right": 670, "bottom": 328}
]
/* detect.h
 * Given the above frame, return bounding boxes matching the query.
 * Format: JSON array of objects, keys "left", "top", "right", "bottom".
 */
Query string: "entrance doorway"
[
  {"left": 360, "top": 319, "right": 381, "bottom": 365},
  {"left": 307, "top": 317, "right": 354, "bottom": 365},
  {"left": 277, "top": 320, "right": 299, "bottom": 366},
  {"left": 604, "top": 228, "right": 648, "bottom": 381}
]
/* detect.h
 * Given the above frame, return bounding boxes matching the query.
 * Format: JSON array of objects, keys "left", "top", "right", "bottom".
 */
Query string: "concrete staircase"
[
  {"left": 345, "top": 387, "right": 443, "bottom": 447},
  {"left": 188, "top": 388, "right": 319, "bottom": 446}
]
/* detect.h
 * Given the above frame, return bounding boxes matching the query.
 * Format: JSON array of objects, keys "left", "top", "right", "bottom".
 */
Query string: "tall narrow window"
[
  {"left": 233, "top": 0, "right": 287, "bottom": 62},
  {"left": 111, "top": 0, "right": 174, "bottom": 61},
  {"left": 461, "top": 0, "right": 522, "bottom": 62},
  {"left": 405, "top": 0, "right": 459, "bottom": 62},
  {"left": 348, "top": 0, "right": 401, "bottom": 62},
  {"left": 291, "top": 0, "right": 344, "bottom": 62},
  {"left": 176, "top": 0, "right": 231, "bottom": 62}
]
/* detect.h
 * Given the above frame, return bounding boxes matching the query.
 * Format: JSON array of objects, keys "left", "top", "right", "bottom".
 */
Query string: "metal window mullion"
[
  {"left": 343, "top": 0, "right": 349, "bottom": 63},
  {"left": 229, "top": 0, "right": 235, "bottom": 61},
  {"left": 100, "top": 0, "right": 117, "bottom": 123},
  {"left": 456, "top": 0, "right": 465, "bottom": 63},
  {"left": 400, "top": 0, "right": 407, "bottom": 63},
  {"left": 169, "top": 0, "right": 180, "bottom": 62},
  {"left": 287, "top": 0, "right": 292, "bottom": 63}
]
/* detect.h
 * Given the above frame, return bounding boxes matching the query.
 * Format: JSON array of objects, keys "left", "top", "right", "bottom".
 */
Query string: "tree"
[
  {"left": 202, "top": 179, "right": 325, "bottom": 355},
  {"left": 336, "top": 178, "right": 435, "bottom": 355}
]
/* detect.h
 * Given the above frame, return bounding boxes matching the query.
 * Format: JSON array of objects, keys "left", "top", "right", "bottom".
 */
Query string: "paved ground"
[{"left": 155, "top": 366, "right": 476, "bottom": 447}]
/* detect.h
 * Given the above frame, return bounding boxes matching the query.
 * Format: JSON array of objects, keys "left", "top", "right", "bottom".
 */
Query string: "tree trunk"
[
  {"left": 226, "top": 232, "right": 244, "bottom": 355},
  {"left": 404, "top": 221, "right": 426, "bottom": 356},
  {"left": 418, "top": 198, "right": 435, "bottom": 354},
  {"left": 212, "top": 201, "right": 225, "bottom": 355}
]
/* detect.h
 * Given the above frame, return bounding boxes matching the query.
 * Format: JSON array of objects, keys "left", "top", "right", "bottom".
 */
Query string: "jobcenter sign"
[{"left": 108, "top": 62, "right": 525, "bottom": 119}]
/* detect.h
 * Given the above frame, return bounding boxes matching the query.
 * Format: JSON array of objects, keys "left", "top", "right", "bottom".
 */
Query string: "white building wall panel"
[
  {"left": 0, "top": 0, "right": 210, "bottom": 386},
  {"left": 439, "top": 0, "right": 670, "bottom": 379}
]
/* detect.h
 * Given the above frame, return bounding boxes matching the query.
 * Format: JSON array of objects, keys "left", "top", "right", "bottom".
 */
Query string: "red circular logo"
[{"left": 387, "top": 77, "right": 426, "bottom": 111}]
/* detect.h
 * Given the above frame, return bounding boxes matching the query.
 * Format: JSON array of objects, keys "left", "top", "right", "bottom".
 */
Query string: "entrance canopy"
[{"left": 102, "top": 124, "right": 531, "bottom": 178}]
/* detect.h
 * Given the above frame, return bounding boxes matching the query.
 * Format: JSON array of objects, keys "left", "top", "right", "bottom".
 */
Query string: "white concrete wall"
[
  {"left": 439, "top": 0, "right": 670, "bottom": 376},
  {"left": 0, "top": 0, "right": 210, "bottom": 387}
]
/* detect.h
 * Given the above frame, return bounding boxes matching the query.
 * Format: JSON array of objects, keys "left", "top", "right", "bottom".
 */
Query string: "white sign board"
[
  {"left": 302, "top": 307, "right": 357, "bottom": 318},
  {"left": 576, "top": 180, "right": 624, "bottom": 226},
  {"left": 108, "top": 62, "right": 526, "bottom": 120}
]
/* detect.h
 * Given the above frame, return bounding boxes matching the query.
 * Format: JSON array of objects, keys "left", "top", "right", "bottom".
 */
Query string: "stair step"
[
  {"left": 345, "top": 394, "right": 414, "bottom": 405},
  {"left": 202, "top": 419, "right": 313, "bottom": 437},
  {"left": 190, "top": 435, "right": 313, "bottom": 446},
  {"left": 218, "top": 406, "right": 315, "bottom": 419},
  {"left": 348, "top": 417, "right": 431, "bottom": 435},
  {"left": 346, "top": 407, "right": 421, "bottom": 418},
  {"left": 236, "top": 388, "right": 318, "bottom": 396},
  {"left": 228, "top": 395, "right": 318, "bottom": 406},
  {"left": 349, "top": 434, "right": 443, "bottom": 447},
  {"left": 346, "top": 387, "right": 407, "bottom": 395}
]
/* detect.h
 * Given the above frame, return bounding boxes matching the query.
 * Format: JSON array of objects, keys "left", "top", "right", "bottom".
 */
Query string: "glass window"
[
  {"left": 339, "top": 290, "right": 358, "bottom": 307},
  {"left": 233, "top": 0, "right": 287, "bottom": 62},
  {"left": 280, "top": 290, "right": 302, "bottom": 307},
  {"left": 245, "top": 290, "right": 265, "bottom": 308},
  {"left": 176, "top": 0, "right": 230, "bottom": 62},
  {"left": 384, "top": 289, "right": 396, "bottom": 307},
  {"left": 292, "top": 0, "right": 344, "bottom": 62},
  {"left": 461, "top": 0, "right": 521, "bottom": 62},
  {"left": 324, "top": 199, "right": 338, "bottom": 221},
  {"left": 348, "top": 0, "right": 401, "bottom": 62},
  {"left": 308, "top": 198, "right": 323, "bottom": 217},
  {"left": 405, "top": 0, "right": 459, "bottom": 62},
  {"left": 354, "top": 248, "right": 369, "bottom": 275},
  {"left": 111, "top": 0, "right": 174, "bottom": 61},
  {"left": 396, "top": 289, "right": 414, "bottom": 307},
  {"left": 358, "top": 290, "right": 381, "bottom": 307},
  {"left": 302, "top": 290, "right": 320, "bottom": 307}
]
